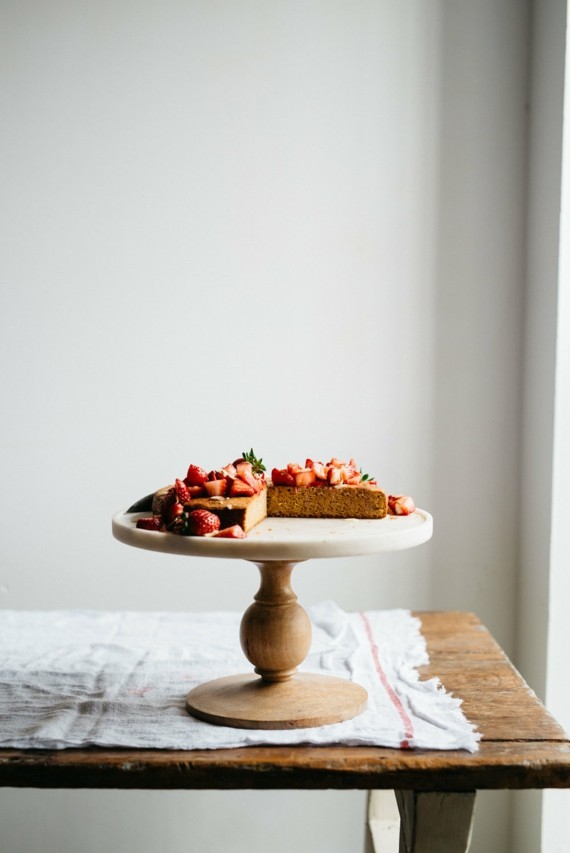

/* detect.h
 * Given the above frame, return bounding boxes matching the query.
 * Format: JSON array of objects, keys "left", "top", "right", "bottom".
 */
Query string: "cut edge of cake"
[{"left": 267, "top": 483, "right": 387, "bottom": 520}]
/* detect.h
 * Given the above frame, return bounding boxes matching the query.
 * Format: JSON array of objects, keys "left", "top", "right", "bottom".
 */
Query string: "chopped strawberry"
[
  {"left": 165, "top": 500, "right": 185, "bottom": 524},
  {"left": 312, "top": 462, "right": 328, "bottom": 480},
  {"left": 136, "top": 517, "right": 162, "bottom": 531},
  {"left": 287, "top": 462, "right": 302, "bottom": 475},
  {"left": 235, "top": 461, "right": 262, "bottom": 493},
  {"left": 202, "top": 478, "right": 228, "bottom": 497},
  {"left": 175, "top": 478, "right": 191, "bottom": 504},
  {"left": 328, "top": 467, "right": 343, "bottom": 485},
  {"left": 185, "top": 484, "right": 205, "bottom": 498},
  {"left": 230, "top": 478, "right": 256, "bottom": 497},
  {"left": 186, "top": 464, "right": 209, "bottom": 486},
  {"left": 388, "top": 495, "right": 416, "bottom": 516},
  {"left": 295, "top": 468, "right": 316, "bottom": 487},
  {"left": 185, "top": 509, "right": 221, "bottom": 536},
  {"left": 222, "top": 463, "right": 237, "bottom": 479},
  {"left": 345, "top": 473, "right": 362, "bottom": 485},
  {"left": 271, "top": 467, "right": 296, "bottom": 486},
  {"left": 213, "top": 525, "right": 247, "bottom": 539},
  {"left": 208, "top": 468, "right": 227, "bottom": 481}
]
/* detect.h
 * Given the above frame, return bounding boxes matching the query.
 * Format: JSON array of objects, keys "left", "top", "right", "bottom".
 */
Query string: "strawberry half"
[
  {"left": 185, "top": 509, "right": 221, "bottom": 536},
  {"left": 186, "top": 464, "right": 209, "bottom": 486},
  {"left": 175, "top": 478, "right": 192, "bottom": 503}
]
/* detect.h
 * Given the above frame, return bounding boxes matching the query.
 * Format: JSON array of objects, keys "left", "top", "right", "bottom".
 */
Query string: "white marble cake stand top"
[{"left": 112, "top": 509, "right": 433, "bottom": 562}]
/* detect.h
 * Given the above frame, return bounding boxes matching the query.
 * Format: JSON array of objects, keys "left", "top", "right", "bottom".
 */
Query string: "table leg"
[
  {"left": 365, "top": 791, "right": 400, "bottom": 853},
  {"left": 394, "top": 790, "right": 476, "bottom": 853}
]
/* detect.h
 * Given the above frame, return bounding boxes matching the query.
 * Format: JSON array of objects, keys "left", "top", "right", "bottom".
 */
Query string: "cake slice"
[
  {"left": 178, "top": 488, "right": 267, "bottom": 533},
  {"left": 268, "top": 457, "right": 388, "bottom": 519},
  {"left": 148, "top": 451, "right": 268, "bottom": 535}
]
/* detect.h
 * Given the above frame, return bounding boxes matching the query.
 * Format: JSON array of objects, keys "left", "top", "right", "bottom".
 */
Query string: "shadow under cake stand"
[{"left": 112, "top": 510, "right": 433, "bottom": 730}]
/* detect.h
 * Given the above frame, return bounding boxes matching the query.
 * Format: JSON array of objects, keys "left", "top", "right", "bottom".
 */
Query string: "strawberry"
[
  {"left": 186, "top": 464, "right": 209, "bottom": 486},
  {"left": 136, "top": 517, "right": 162, "bottom": 531},
  {"left": 185, "top": 509, "right": 221, "bottom": 536},
  {"left": 235, "top": 461, "right": 262, "bottom": 493},
  {"left": 388, "top": 495, "right": 416, "bottom": 516},
  {"left": 208, "top": 469, "right": 227, "bottom": 481},
  {"left": 175, "top": 478, "right": 192, "bottom": 503},
  {"left": 202, "top": 478, "right": 228, "bottom": 497},
  {"left": 312, "top": 461, "right": 328, "bottom": 480},
  {"left": 240, "top": 449, "right": 266, "bottom": 477},
  {"left": 165, "top": 500, "right": 185, "bottom": 524},
  {"left": 294, "top": 468, "right": 316, "bottom": 487},
  {"left": 328, "top": 467, "right": 343, "bottom": 485},
  {"left": 184, "top": 484, "right": 205, "bottom": 498},
  {"left": 229, "top": 478, "right": 256, "bottom": 497},
  {"left": 271, "top": 467, "right": 295, "bottom": 486},
  {"left": 213, "top": 525, "right": 247, "bottom": 539}
]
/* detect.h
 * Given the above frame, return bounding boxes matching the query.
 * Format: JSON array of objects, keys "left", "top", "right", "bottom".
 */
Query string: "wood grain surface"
[{"left": 1, "top": 611, "right": 569, "bottom": 792}]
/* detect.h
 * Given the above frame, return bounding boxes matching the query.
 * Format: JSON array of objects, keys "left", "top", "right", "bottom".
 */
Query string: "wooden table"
[{"left": 1, "top": 612, "right": 569, "bottom": 852}]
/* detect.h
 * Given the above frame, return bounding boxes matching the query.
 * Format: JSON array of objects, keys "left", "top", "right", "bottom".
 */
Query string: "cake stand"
[{"left": 112, "top": 510, "right": 433, "bottom": 730}]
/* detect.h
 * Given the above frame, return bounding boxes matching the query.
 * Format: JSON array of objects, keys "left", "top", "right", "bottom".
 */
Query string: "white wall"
[{"left": 0, "top": 2, "right": 530, "bottom": 851}]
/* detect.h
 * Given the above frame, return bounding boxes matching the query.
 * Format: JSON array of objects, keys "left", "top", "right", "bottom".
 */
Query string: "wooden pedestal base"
[
  {"left": 186, "top": 672, "right": 368, "bottom": 729},
  {"left": 185, "top": 559, "right": 368, "bottom": 729}
]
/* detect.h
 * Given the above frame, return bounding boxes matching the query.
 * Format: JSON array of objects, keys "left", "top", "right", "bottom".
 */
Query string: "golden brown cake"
[
  {"left": 268, "top": 457, "right": 388, "bottom": 519},
  {"left": 181, "top": 487, "right": 267, "bottom": 532},
  {"left": 134, "top": 453, "right": 410, "bottom": 538},
  {"left": 147, "top": 451, "right": 268, "bottom": 536},
  {"left": 267, "top": 482, "right": 386, "bottom": 519}
]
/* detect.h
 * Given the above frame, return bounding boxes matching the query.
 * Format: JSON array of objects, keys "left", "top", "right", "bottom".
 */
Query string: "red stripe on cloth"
[{"left": 359, "top": 611, "right": 414, "bottom": 748}]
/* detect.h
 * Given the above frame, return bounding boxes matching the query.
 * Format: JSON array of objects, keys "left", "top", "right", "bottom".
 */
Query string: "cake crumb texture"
[{"left": 267, "top": 485, "right": 387, "bottom": 519}]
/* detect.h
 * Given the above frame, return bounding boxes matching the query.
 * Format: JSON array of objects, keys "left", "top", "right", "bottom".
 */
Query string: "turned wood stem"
[{"left": 239, "top": 561, "right": 312, "bottom": 682}]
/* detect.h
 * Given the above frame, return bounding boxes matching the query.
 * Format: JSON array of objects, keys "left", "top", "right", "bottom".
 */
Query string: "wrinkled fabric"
[{"left": 0, "top": 603, "right": 479, "bottom": 751}]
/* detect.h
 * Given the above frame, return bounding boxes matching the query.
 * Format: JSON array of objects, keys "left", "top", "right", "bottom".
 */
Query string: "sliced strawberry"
[
  {"left": 271, "top": 467, "right": 295, "bottom": 486},
  {"left": 202, "top": 478, "right": 228, "bottom": 497},
  {"left": 328, "top": 467, "right": 343, "bottom": 485},
  {"left": 208, "top": 468, "right": 226, "bottom": 481},
  {"left": 185, "top": 484, "right": 205, "bottom": 498},
  {"left": 229, "top": 478, "right": 256, "bottom": 497},
  {"left": 136, "top": 517, "right": 162, "bottom": 531},
  {"left": 295, "top": 468, "right": 316, "bottom": 487},
  {"left": 175, "top": 478, "right": 192, "bottom": 503},
  {"left": 213, "top": 524, "right": 247, "bottom": 539},
  {"left": 388, "top": 495, "right": 415, "bottom": 516},
  {"left": 186, "top": 464, "right": 209, "bottom": 486},
  {"left": 235, "top": 460, "right": 253, "bottom": 477},
  {"left": 165, "top": 500, "right": 185, "bottom": 524},
  {"left": 185, "top": 509, "right": 221, "bottom": 536},
  {"left": 222, "top": 463, "right": 237, "bottom": 479},
  {"left": 235, "top": 461, "right": 261, "bottom": 493},
  {"left": 287, "top": 462, "right": 302, "bottom": 475},
  {"left": 312, "top": 461, "right": 328, "bottom": 480}
]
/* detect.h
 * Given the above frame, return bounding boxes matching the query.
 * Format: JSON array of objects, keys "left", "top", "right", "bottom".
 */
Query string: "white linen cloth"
[{"left": 0, "top": 603, "right": 479, "bottom": 752}]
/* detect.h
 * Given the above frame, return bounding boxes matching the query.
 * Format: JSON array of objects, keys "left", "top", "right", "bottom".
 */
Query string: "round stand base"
[{"left": 186, "top": 673, "right": 368, "bottom": 729}]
